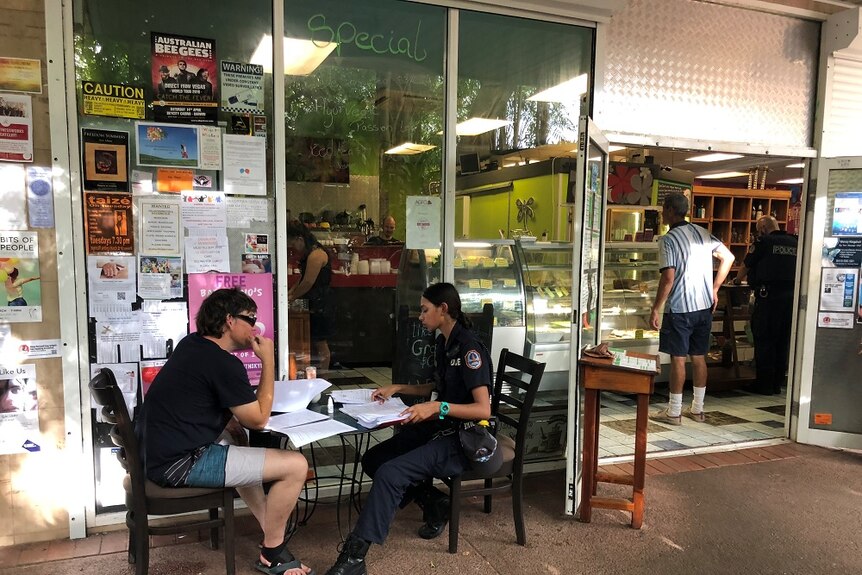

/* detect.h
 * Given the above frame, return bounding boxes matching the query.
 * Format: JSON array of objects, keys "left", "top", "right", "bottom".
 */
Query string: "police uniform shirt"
[
  {"left": 433, "top": 322, "right": 492, "bottom": 410},
  {"left": 743, "top": 230, "right": 798, "bottom": 288}
]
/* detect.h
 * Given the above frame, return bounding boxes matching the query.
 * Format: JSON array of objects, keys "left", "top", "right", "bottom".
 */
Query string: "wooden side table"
[{"left": 578, "top": 351, "right": 660, "bottom": 529}]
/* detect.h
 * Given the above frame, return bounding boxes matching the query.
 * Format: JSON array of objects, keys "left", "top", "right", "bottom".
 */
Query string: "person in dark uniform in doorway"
[
  {"left": 323, "top": 282, "right": 493, "bottom": 575},
  {"left": 734, "top": 215, "right": 798, "bottom": 394},
  {"left": 287, "top": 221, "right": 335, "bottom": 371}
]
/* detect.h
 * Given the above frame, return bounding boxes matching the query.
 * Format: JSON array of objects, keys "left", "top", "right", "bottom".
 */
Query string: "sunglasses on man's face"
[{"left": 234, "top": 314, "right": 257, "bottom": 327}]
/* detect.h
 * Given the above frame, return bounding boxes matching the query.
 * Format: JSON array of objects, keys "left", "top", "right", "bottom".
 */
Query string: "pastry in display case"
[
  {"left": 602, "top": 242, "right": 660, "bottom": 347},
  {"left": 453, "top": 240, "right": 526, "bottom": 361},
  {"left": 515, "top": 239, "right": 573, "bottom": 389}
]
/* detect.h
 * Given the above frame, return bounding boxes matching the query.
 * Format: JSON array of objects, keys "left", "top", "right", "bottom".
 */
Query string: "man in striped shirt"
[{"left": 650, "top": 192, "right": 734, "bottom": 425}]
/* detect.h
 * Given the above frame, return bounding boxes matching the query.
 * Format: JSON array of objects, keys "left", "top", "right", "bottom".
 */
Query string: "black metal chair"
[
  {"left": 89, "top": 368, "right": 236, "bottom": 575},
  {"left": 443, "top": 348, "right": 545, "bottom": 553}
]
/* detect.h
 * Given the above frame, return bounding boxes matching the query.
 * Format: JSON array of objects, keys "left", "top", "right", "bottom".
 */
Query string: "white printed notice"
[
  {"left": 87, "top": 255, "right": 137, "bottom": 306},
  {"left": 226, "top": 196, "right": 269, "bottom": 228},
  {"left": 138, "top": 255, "right": 183, "bottom": 299},
  {"left": 27, "top": 166, "right": 54, "bottom": 228},
  {"left": 0, "top": 230, "right": 41, "bottom": 323},
  {"left": 198, "top": 125, "right": 222, "bottom": 170},
  {"left": 819, "top": 268, "right": 858, "bottom": 312},
  {"left": 140, "top": 197, "right": 182, "bottom": 255},
  {"left": 817, "top": 311, "right": 855, "bottom": 329},
  {"left": 0, "top": 164, "right": 26, "bottom": 230},
  {"left": 181, "top": 191, "right": 227, "bottom": 229},
  {"left": 185, "top": 235, "right": 230, "bottom": 273},
  {"left": 223, "top": 134, "right": 266, "bottom": 195},
  {"left": 406, "top": 196, "right": 441, "bottom": 249},
  {"left": 0, "top": 363, "right": 41, "bottom": 455}
]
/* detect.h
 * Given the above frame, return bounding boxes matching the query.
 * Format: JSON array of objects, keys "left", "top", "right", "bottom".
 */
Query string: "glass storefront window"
[
  {"left": 283, "top": 0, "right": 446, "bottom": 371},
  {"left": 455, "top": 12, "right": 593, "bottom": 240}
]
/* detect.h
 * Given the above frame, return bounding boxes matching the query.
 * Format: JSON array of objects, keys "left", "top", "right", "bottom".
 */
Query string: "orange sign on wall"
[{"left": 813, "top": 413, "right": 833, "bottom": 426}]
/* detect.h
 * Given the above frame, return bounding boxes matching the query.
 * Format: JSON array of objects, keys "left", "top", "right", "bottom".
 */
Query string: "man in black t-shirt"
[{"left": 137, "top": 288, "right": 313, "bottom": 574}]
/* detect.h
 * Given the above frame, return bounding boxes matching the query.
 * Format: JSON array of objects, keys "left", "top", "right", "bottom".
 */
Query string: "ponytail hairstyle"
[{"left": 422, "top": 282, "right": 473, "bottom": 329}]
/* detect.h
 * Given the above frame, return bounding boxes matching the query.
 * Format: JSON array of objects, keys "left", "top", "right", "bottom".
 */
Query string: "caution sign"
[{"left": 81, "top": 81, "right": 146, "bottom": 119}]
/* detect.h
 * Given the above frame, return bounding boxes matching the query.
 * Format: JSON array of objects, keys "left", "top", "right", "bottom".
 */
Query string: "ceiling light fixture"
[
  {"left": 452, "top": 118, "right": 511, "bottom": 137},
  {"left": 384, "top": 142, "right": 436, "bottom": 155},
  {"left": 686, "top": 153, "right": 744, "bottom": 162},
  {"left": 697, "top": 171, "right": 748, "bottom": 179},
  {"left": 526, "top": 74, "right": 589, "bottom": 103},
  {"left": 250, "top": 35, "right": 337, "bottom": 76},
  {"left": 777, "top": 178, "right": 804, "bottom": 184},
  {"left": 786, "top": 162, "right": 805, "bottom": 169}
]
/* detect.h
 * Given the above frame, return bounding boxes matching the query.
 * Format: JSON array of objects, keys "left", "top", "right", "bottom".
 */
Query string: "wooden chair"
[
  {"left": 443, "top": 348, "right": 545, "bottom": 553},
  {"left": 89, "top": 368, "right": 236, "bottom": 575}
]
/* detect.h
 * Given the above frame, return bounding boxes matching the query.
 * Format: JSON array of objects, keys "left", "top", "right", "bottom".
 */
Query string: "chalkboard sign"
[
  {"left": 393, "top": 305, "right": 437, "bottom": 390},
  {"left": 651, "top": 179, "right": 691, "bottom": 207}
]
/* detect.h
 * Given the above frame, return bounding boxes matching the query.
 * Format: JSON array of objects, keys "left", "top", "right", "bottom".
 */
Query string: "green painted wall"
[{"left": 466, "top": 174, "right": 556, "bottom": 239}]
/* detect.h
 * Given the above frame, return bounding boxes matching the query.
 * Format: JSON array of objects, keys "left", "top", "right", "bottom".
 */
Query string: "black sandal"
[{"left": 255, "top": 546, "right": 315, "bottom": 575}]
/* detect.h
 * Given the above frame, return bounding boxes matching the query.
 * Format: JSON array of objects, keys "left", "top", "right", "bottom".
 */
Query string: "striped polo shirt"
[{"left": 658, "top": 222, "right": 722, "bottom": 313}]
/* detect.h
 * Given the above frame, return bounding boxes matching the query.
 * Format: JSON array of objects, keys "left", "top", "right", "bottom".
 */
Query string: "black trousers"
[
  {"left": 353, "top": 422, "right": 467, "bottom": 544},
  {"left": 751, "top": 289, "right": 794, "bottom": 393}
]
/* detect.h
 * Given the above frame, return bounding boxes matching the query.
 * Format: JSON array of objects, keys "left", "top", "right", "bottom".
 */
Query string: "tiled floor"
[{"left": 317, "top": 366, "right": 788, "bottom": 469}]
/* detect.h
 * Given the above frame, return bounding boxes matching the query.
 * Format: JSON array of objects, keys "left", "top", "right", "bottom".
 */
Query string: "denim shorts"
[
  {"left": 185, "top": 443, "right": 266, "bottom": 488},
  {"left": 659, "top": 309, "right": 713, "bottom": 357}
]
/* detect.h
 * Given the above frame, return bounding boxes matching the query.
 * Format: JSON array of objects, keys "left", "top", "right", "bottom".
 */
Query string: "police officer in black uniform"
[
  {"left": 324, "top": 282, "right": 493, "bottom": 575},
  {"left": 734, "top": 215, "right": 798, "bottom": 394}
]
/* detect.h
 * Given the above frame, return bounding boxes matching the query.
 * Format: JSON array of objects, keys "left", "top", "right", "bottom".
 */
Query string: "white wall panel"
[{"left": 595, "top": 0, "right": 819, "bottom": 149}]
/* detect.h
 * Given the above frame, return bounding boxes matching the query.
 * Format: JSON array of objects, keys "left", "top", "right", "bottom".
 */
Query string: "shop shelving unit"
[{"left": 690, "top": 186, "right": 791, "bottom": 274}]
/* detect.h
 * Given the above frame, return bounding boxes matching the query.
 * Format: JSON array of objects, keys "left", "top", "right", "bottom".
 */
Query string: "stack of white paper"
[
  {"left": 265, "top": 409, "right": 328, "bottom": 433},
  {"left": 330, "top": 388, "right": 376, "bottom": 404},
  {"left": 272, "top": 378, "right": 332, "bottom": 413},
  {"left": 340, "top": 398, "right": 409, "bottom": 428},
  {"left": 286, "top": 419, "right": 357, "bottom": 448}
]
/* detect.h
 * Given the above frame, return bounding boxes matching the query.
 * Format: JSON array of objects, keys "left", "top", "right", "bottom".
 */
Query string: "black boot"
[
  {"left": 325, "top": 535, "right": 370, "bottom": 575},
  {"left": 417, "top": 492, "right": 450, "bottom": 540}
]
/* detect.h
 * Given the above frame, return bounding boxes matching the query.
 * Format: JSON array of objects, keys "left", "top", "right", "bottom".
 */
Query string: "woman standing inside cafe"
[
  {"left": 324, "top": 282, "right": 493, "bottom": 575},
  {"left": 287, "top": 221, "right": 335, "bottom": 371}
]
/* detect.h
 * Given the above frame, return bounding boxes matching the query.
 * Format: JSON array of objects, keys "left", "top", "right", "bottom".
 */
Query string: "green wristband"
[{"left": 438, "top": 401, "right": 450, "bottom": 419}]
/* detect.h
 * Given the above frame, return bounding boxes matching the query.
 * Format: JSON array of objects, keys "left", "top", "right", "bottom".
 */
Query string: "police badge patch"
[{"left": 465, "top": 349, "right": 482, "bottom": 370}]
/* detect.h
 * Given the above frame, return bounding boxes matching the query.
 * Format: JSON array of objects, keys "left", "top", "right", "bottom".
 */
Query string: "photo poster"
[
  {"left": 187, "top": 273, "right": 273, "bottom": 385},
  {"left": 831, "top": 192, "right": 862, "bottom": 236},
  {"left": 140, "top": 358, "right": 167, "bottom": 396},
  {"left": 138, "top": 255, "right": 183, "bottom": 300},
  {"left": 0, "top": 363, "right": 40, "bottom": 455},
  {"left": 136, "top": 122, "right": 199, "bottom": 168},
  {"left": 822, "top": 237, "right": 862, "bottom": 268},
  {"left": 84, "top": 192, "right": 134, "bottom": 254},
  {"left": 151, "top": 32, "right": 218, "bottom": 124},
  {"left": 82, "top": 128, "right": 129, "bottom": 192},
  {"left": 0, "top": 231, "right": 41, "bottom": 323},
  {"left": 220, "top": 61, "right": 263, "bottom": 114},
  {"left": 0, "top": 92, "right": 33, "bottom": 162},
  {"left": 284, "top": 137, "right": 349, "bottom": 184}
]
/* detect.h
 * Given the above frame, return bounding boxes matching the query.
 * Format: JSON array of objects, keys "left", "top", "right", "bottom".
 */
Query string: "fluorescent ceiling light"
[
  {"left": 454, "top": 241, "right": 493, "bottom": 248},
  {"left": 686, "top": 153, "right": 744, "bottom": 162},
  {"left": 250, "top": 35, "right": 337, "bottom": 76},
  {"left": 454, "top": 117, "right": 511, "bottom": 137},
  {"left": 786, "top": 162, "right": 805, "bottom": 169},
  {"left": 608, "top": 145, "right": 626, "bottom": 152},
  {"left": 526, "top": 74, "right": 588, "bottom": 103},
  {"left": 697, "top": 171, "right": 748, "bottom": 179},
  {"left": 777, "top": 178, "right": 804, "bottom": 184},
  {"left": 384, "top": 142, "right": 436, "bottom": 155}
]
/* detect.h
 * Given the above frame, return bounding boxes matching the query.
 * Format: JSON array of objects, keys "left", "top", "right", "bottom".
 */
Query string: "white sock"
[
  {"left": 692, "top": 387, "right": 706, "bottom": 414},
  {"left": 668, "top": 393, "right": 683, "bottom": 417}
]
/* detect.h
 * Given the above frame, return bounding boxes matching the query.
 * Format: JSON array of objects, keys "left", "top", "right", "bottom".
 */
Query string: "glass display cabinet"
[
  {"left": 515, "top": 239, "right": 573, "bottom": 390},
  {"left": 601, "top": 242, "right": 660, "bottom": 351},
  {"left": 453, "top": 240, "right": 526, "bottom": 361}
]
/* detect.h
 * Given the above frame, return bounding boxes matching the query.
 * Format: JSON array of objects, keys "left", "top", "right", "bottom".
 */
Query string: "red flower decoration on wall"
[{"left": 608, "top": 165, "right": 637, "bottom": 204}]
